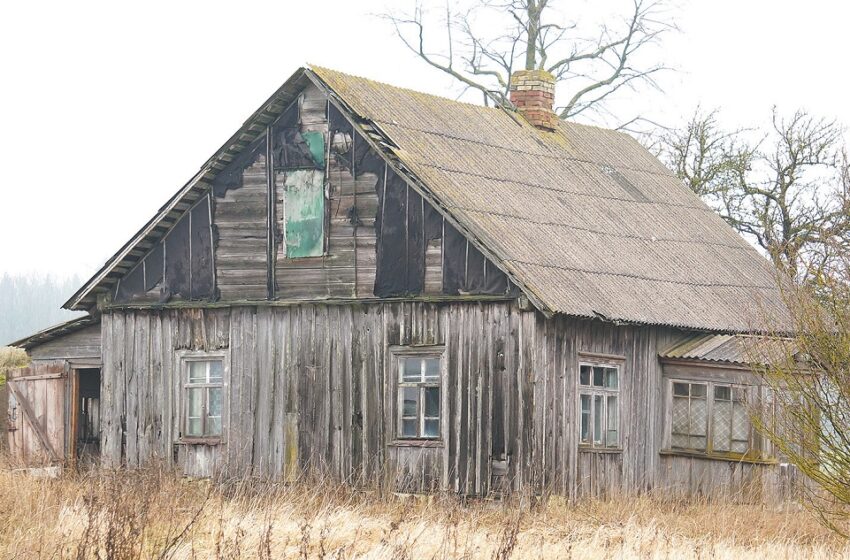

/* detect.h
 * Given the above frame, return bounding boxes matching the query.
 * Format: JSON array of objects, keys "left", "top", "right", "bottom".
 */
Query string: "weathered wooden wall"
[
  {"left": 28, "top": 324, "right": 101, "bottom": 363},
  {"left": 99, "top": 303, "right": 787, "bottom": 499}
]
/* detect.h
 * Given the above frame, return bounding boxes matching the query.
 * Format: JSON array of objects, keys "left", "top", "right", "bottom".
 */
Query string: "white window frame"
[
  {"left": 578, "top": 360, "right": 621, "bottom": 450},
  {"left": 667, "top": 378, "right": 755, "bottom": 459},
  {"left": 180, "top": 352, "right": 227, "bottom": 443},
  {"left": 392, "top": 347, "right": 445, "bottom": 441}
]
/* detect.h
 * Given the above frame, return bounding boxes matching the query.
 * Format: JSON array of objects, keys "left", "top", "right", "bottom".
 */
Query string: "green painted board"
[
  {"left": 302, "top": 131, "right": 325, "bottom": 168},
  {"left": 284, "top": 169, "right": 325, "bottom": 258}
]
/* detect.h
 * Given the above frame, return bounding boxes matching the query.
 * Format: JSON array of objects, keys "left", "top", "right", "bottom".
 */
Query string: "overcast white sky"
[{"left": 1, "top": 0, "right": 848, "bottom": 280}]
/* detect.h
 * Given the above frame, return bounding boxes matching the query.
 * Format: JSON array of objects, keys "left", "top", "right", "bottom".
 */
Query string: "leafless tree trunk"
[{"left": 383, "top": 0, "right": 676, "bottom": 125}]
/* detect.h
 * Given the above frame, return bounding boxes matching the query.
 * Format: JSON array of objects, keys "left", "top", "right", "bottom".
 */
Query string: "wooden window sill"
[
  {"left": 578, "top": 446, "right": 622, "bottom": 454},
  {"left": 176, "top": 437, "right": 223, "bottom": 446},
  {"left": 388, "top": 439, "right": 444, "bottom": 448},
  {"left": 660, "top": 449, "right": 777, "bottom": 465}
]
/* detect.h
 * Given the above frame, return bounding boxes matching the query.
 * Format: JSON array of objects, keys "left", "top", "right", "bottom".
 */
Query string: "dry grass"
[{"left": 0, "top": 464, "right": 846, "bottom": 560}]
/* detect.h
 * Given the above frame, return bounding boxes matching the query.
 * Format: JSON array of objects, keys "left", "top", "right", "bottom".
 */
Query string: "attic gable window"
[{"left": 578, "top": 362, "right": 620, "bottom": 449}]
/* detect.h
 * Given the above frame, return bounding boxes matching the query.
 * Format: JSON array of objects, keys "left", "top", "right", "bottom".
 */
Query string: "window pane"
[
  {"left": 424, "top": 387, "right": 440, "bottom": 418},
  {"left": 187, "top": 418, "right": 202, "bottom": 437},
  {"left": 208, "top": 387, "right": 223, "bottom": 418},
  {"left": 186, "top": 387, "right": 203, "bottom": 436},
  {"left": 713, "top": 399, "right": 732, "bottom": 452},
  {"left": 731, "top": 403, "right": 750, "bottom": 452},
  {"left": 402, "top": 387, "right": 419, "bottom": 417},
  {"left": 208, "top": 360, "right": 223, "bottom": 382},
  {"left": 593, "top": 395, "right": 603, "bottom": 444},
  {"left": 691, "top": 384, "right": 707, "bottom": 398},
  {"left": 207, "top": 416, "right": 222, "bottom": 437},
  {"left": 593, "top": 367, "right": 605, "bottom": 387},
  {"left": 673, "top": 382, "right": 689, "bottom": 397},
  {"left": 606, "top": 395, "right": 618, "bottom": 447},
  {"left": 187, "top": 387, "right": 203, "bottom": 417},
  {"left": 579, "top": 365, "right": 591, "bottom": 386},
  {"left": 402, "top": 358, "right": 421, "bottom": 382},
  {"left": 401, "top": 419, "right": 417, "bottom": 437},
  {"left": 423, "top": 358, "right": 440, "bottom": 381},
  {"left": 714, "top": 385, "right": 731, "bottom": 401},
  {"left": 690, "top": 397, "right": 707, "bottom": 437},
  {"left": 423, "top": 419, "right": 439, "bottom": 438},
  {"left": 189, "top": 362, "right": 207, "bottom": 383},
  {"left": 580, "top": 394, "right": 591, "bottom": 443},
  {"left": 604, "top": 368, "right": 618, "bottom": 389},
  {"left": 672, "top": 396, "right": 689, "bottom": 436}
]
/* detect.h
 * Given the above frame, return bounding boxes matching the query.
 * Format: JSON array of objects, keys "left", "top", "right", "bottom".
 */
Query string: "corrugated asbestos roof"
[
  {"left": 311, "top": 67, "right": 790, "bottom": 332},
  {"left": 66, "top": 65, "right": 789, "bottom": 333},
  {"left": 660, "top": 334, "right": 796, "bottom": 365},
  {"left": 9, "top": 315, "right": 98, "bottom": 350}
]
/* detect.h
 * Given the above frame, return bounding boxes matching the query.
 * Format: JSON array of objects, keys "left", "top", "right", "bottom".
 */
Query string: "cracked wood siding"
[{"left": 97, "top": 303, "right": 790, "bottom": 498}]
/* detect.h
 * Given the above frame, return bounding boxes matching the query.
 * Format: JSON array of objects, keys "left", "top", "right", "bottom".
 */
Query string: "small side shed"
[{"left": 7, "top": 316, "right": 101, "bottom": 468}]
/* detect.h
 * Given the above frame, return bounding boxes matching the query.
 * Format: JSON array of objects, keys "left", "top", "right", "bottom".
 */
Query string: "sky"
[{"left": 1, "top": 0, "right": 848, "bottom": 281}]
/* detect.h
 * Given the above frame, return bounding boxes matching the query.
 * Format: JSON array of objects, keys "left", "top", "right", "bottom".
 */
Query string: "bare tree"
[
  {"left": 663, "top": 108, "right": 850, "bottom": 282},
  {"left": 383, "top": 0, "right": 676, "bottom": 125},
  {"left": 747, "top": 247, "right": 850, "bottom": 535}
]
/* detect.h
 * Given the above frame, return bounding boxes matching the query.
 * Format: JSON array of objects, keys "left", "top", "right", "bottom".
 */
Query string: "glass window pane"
[
  {"left": 579, "top": 365, "right": 591, "bottom": 386},
  {"left": 690, "top": 436, "right": 707, "bottom": 451},
  {"left": 714, "top": 386, "right": 731, "bottom": 401},
  {"left": 187, "top": 418, "right": 202, "bottom": 437},
  {"left": 423, "top": 358, "right": 440, "bottom": 381},
  {"left": 402, "top": 387, "right": 419, "bottom": 417},
  {"left": 690, "top": 397, "right": 707, "bottom": 437},
  {"left": 187, "top": 387, "right": 203, "bottom": 418},
  {"left": 593, "top": 367, "right": 605, "bottom": 387},
  {"left": 606, "top": 395, "right": 618, "bottom": 447},
  {"left": 732, "top": 403, "right": 750, "bottom": 446},
  {"left": 423, "top": 419, "right": 439, "bottom": 438},
  {"left": 732, "top": 387, "right": 746, "bottom": 402},
  {"left": 189, "top": 362, "right": 207, "bottom": 383},
  {"left": 208, "top": 387, "right": 223, "bottom": 418},
  {"left": 673, "top": 382, "right": 689, "bottom": 397},
  {"left": 580, "top": 394, "right": 591, "bottom": 443},
  {"left": 691, "top": 384, "right": 707, "bottom": 398},
  {"left": 713, "top": 399, "right": 732, "bottom": 452},
  {"left": 207, "top": 416, "right": 222, "bottom": 436},
  {"left": 424, "top": 387, "right": 440, "bottom": 418},
  {"left": 604, "top": 368, "right": 618, "bottom": 389},
  {"left": 593, "top": 395, "right": 603, "bottom": 444},
  {"left": 402, "top": 358, "right": 421, "bottom": 382},
  {"left": 208, "top": 360, "right": 223, "bottom": 382},
  {"left": 672, "top": 396, "right": 689, "bottom": 435},
  {"left": 401, "top": 419, "right": 417, "bottom": 437}
]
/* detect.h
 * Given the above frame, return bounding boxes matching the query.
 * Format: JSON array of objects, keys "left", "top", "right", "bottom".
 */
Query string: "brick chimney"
[{"left": 509, "top": 70, "right": 558, "bottom": 131}]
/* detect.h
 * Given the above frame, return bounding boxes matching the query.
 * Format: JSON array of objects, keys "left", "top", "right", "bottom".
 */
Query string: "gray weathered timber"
[
  {"left": 28, "top": 325, "right": 101, "bottom": 363},
  {"left": 99, "top": 303, "right": 788, "bottom": 499}
]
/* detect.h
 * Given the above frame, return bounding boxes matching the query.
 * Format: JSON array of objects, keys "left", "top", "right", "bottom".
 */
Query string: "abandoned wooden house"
[{"left": 8, "top": 66, "right": 795, "bottom": 499}]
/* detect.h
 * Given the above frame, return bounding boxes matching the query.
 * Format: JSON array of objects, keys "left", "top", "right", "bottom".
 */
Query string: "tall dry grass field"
[{"left": 0, "top": 462, "right": 845, "bottom": 559}]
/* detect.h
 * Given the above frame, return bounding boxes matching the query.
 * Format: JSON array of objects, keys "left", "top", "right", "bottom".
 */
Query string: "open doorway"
[{"left": 70, "top": 367, "right": 101, "bottom": 465}]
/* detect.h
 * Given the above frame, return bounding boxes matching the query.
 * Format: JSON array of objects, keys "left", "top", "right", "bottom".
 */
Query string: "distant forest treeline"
[{"left": 0, "top": 273, "right": 84, "bottom": 346}]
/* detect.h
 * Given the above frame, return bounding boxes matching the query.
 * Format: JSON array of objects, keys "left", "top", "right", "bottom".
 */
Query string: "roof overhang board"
[
  {"left": 65, "top": 68, "right": 314, "bottom": 311},
  {"left": 10, "top": 315, "right": 100, "bottom": 350},
  {"left": 305, "top": 69, "right": 553, "bottom": 317}
]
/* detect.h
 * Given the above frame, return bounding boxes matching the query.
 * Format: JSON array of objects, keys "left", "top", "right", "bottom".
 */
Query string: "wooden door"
[{"left": 7, "top": 363, "right": 66, "bottom": 467}]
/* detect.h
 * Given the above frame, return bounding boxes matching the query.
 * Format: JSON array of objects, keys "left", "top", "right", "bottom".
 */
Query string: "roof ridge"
[{"left": 309, "top": 64, "right": 497, "bottom": 111}]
